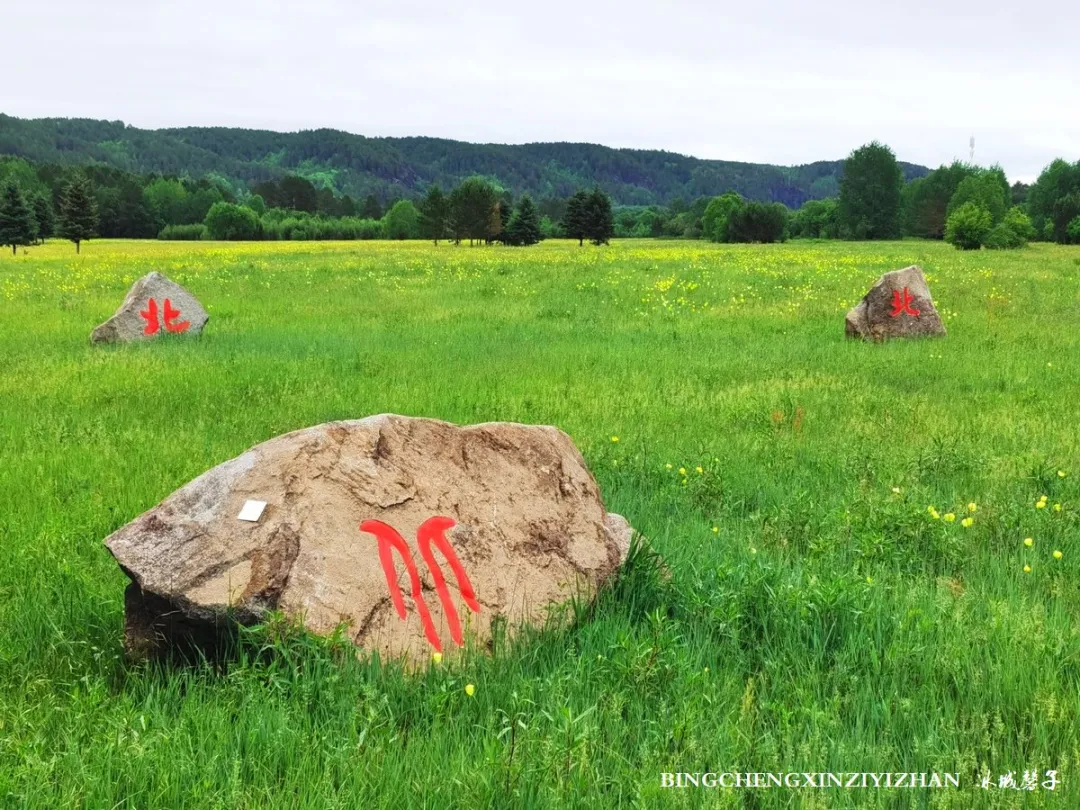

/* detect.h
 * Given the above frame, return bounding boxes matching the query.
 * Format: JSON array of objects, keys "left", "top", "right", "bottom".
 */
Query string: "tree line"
[
  {"left": 0, "top": 156, "right": 615, "bottom": 252},
  {"left": 3, "top": 115, "right": 930, "bottom": 208},
  {"left": 1, "top": 144, "right": 1077, "bottom": 252}
]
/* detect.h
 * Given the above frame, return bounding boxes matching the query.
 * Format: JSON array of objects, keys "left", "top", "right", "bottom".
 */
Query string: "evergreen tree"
[
  {"left": 838, "top": 141, "right": 903, "bottom": 239},
  {"left": 506, "top": 194, "right": 541, "bottom": 246},
  {"left": 448, "top": 177, "right": 498, "bottom": 245},
  {"left": 418, "top": 185, "right": 450, "bottom": 245},
  {"left": 57, "top": 173, "right": 99, "bottom": 253},
  {"left": 0, "top": 181, "right": 38, "bottom": 255},
  {"left": 32, "top": 193, "right": 54, "bottom": 242},
  {"left": 562, "top": 191, "right": 589, "bottom": 245},
  {"left": 360, "top": 194, "right": 383, "bottom": 220},
  {"left": 486, "top": 201, "right": 505, "bottom": 244},
  {"left": 498, "top": 194, "right": 512, "bottom": 233},
  {"left": 584, "top": 187, "right": 614, "bottom": 245}
]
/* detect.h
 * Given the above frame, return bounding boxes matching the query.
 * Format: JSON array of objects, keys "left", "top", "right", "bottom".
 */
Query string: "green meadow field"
[{"left": 1, "top": 238, "right": 1079, "bottom": 808}]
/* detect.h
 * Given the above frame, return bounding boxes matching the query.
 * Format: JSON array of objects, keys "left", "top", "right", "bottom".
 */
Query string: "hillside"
[{"left": 0, "top": 115, "right": 929, "bottom": 207}]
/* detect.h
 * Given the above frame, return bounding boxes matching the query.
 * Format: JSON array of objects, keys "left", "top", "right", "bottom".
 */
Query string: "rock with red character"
[
  {"left": 102, "top": 415, "right": 634, "bottom": 664},
  {"left": 91, "top": 271, "right": 209, "bottom": 344},
  {"left": 845, "top": 265, "right": 946, "bottom": 342}
]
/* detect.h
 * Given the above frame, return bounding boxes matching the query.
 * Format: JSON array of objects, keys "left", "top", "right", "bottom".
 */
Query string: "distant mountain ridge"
[{"left": 0, "top": 114, "right": 930, "bottom": 206}]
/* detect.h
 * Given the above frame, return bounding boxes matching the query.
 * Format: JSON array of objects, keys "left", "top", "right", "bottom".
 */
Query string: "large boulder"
[
  {"left": 105, "top": 415, "right": 633, "bottom": 663},
  {"left": 845, "top": 265, "right": 946, "bottom": 342},
  {"left": 91, "top": 272, "right": 208, "bottom": 344}
]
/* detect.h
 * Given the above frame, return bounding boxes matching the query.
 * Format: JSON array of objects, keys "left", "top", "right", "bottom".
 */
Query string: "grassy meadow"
[{"left": 1, "top": 237, "right": 1079, "bottom": 808}]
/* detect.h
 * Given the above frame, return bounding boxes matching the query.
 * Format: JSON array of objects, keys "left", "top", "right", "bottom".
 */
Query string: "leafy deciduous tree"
[
  {"left": 383, "top": 200, "right": 420, "bottom": 240},
  {"left": 838, "top": 141, "right": 903, "bottom": 239}
]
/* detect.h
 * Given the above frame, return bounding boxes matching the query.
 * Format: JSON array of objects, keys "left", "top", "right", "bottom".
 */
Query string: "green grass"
[{"left": 1, "top": 238, "right": 1079, "bottom": 808}]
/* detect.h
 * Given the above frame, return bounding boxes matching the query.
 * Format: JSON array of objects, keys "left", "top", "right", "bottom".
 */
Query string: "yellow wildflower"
[
  {"left": 1058, "top": 470, "right": 1067, "bottom": 478},
  {"left": 944, "top": 513, "right": 956, "bottom": 522},
  {"left": 465, "top": 683, "right": 475, "bottom": 697},
  {"left": 432, "top": 651, "right": 443, "bottom": 664},
  {"left": 1053, "top": 550, "right": 1063, "bottom": 560},
  {"left": 695, "top": 466, "right": 703, "bottom": 474},
  {"left": 678, "top": 467, "right": 686, "bottom": 476},
  {"left": 1053, "top": 503, "right": 1062, "bottom": 512},
  {"left": 1023, "top": 565, "right": 1032, "bottom": 573},
  {"left": 712, "top": 526, "right": 719, "bottom": 533},
  {"left": 1024, "top": 538, "right": 1033, "bottom": 547},
  {"left": 610, "top": 436, "right": 619, "bottom": 443},
  {"left": 961, "top": 517, "right": 974, "bottom": 528},
  {"left": 967, "top": 502, "right": 977, "bottom": 513}
]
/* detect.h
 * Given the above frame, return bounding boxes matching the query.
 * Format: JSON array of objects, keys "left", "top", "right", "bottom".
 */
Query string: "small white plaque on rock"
[{"left": 237, "top": 500, "right": 267, "bottom": 522}]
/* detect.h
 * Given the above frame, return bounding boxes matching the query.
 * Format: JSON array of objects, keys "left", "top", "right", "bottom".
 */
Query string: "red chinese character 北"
[
  {"left": 139, "top": 298, "right": 191, "bottom": 335},
  {"left": 359, "top": 516, "right": 480, "bottom": 652},
  {"left": 889, "top": 287, "right": 920, "bottom": 318}
]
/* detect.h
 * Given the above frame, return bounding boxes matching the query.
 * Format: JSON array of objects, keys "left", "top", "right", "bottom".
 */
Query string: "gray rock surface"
[
  {"left": 91, "top": 272, "right": 208, "bottom": 344},
  {"left": 845, "top": 265, "right": 946, "bottom": 342},
  {"left": 104, "top": 415, "right": 634, "bottom": 663}
]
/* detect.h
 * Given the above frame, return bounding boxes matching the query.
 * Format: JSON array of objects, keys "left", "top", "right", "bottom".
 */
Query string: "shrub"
[
  {"left": 790, "top": 198, "right": 839, "bottom": 239},
  {"left": 1002, "top": 207, "right": 1036, "bottom": 241},
  {"left": 726, "top": 202, "right": 788, "bottom": 243},
  {"left": 158, "top": 224, "right": 206, "bottom": 241},
  {"left": 984, "top": 223, "right": 1025, "bottom": 250},
  {"left": 204, "top": 202, "right": 261, "bottom": 240},
  {"left": 382, "top": 200, "right": 420, "bottom": 240},
  {"left": 1068, "top": 216, "right": 1080, "bottom": 245},
  {"left": 944, "top": 202, "right": 991, "bottom": 250}
]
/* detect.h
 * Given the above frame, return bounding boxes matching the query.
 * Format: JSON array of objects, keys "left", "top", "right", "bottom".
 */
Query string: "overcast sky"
[{"left": 3, "top": 0, "right": 1077, "bottom": 182}]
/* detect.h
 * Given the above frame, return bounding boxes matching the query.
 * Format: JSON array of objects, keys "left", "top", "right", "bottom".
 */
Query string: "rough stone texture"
[
  {"left": 104, "top": 415, "right": 634, "bottom": 663},
  {"left": 91, "top": 271, "right": 209, "bottom": 344},
  {"left": 845, "top": 265, "right": 946, "bottom": 342}
]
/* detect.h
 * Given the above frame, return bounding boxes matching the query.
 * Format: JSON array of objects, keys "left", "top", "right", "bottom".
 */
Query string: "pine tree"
[
  {"left": 418, "top": 185, "right": 449, "bottom": 245},
  {"left": 448, "top": 177, "right": 498, "bottom": 246},
  {"left": 562, "top": 190, "right": 588, "bottom": 245},
  {"left": 584, "top": 187, "right": 614, "bottom": 245},
  {"left": 486, "top": 202, "right": 504, "bottom": 245},
  {"left": 506, "top": 194, "right": 542, "bottom": 246},
  {"left": 32, "top": 193, "right": 54, "bottom": 242},
  {"left": 0, "top": 181, "right": 38, "bottom": 255},
  {"left": 57, "top": 173, "right": 99, "bottom": 253},
  {"left": 360, "top": 194, "right": 383, "bottom": 220}
]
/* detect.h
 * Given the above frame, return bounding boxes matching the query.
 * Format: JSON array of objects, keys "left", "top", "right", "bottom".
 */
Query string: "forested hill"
[{"left": 0, "top": 115, "right": 929, "bottom": 206}]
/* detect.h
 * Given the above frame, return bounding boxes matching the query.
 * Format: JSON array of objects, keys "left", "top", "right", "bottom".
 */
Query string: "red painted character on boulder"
[
  {"left": 140, "top": 298, "right": 191, "bottom": 335},
  {"left": 889, "top": 287, "right": 920, "bottom": 318},
  {"left": 360, "top": 516, "right": 480, "bottom": 652}
]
